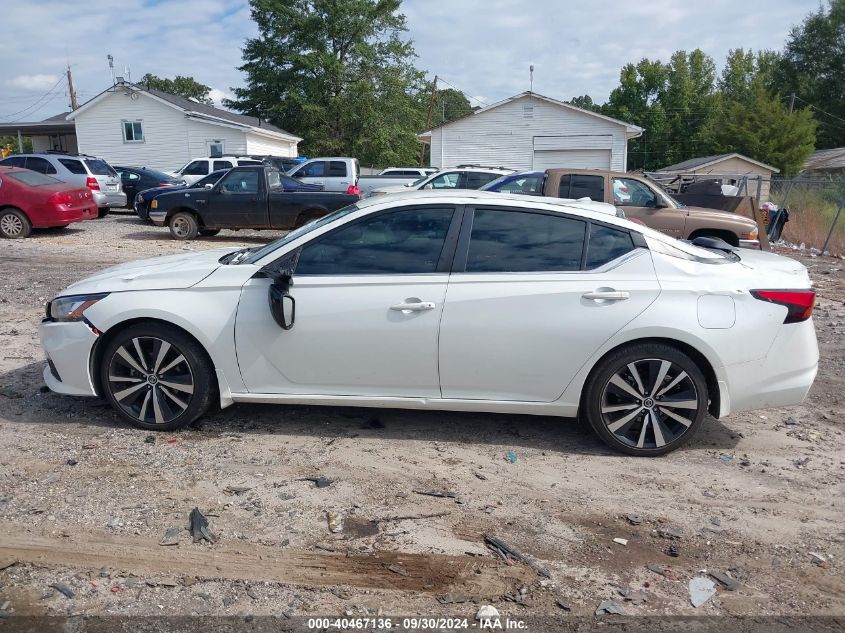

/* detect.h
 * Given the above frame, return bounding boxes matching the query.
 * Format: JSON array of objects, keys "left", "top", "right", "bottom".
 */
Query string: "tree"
[
  {"left": 226, "top": 0, "right": 427, "bottom": 166},
  {"left": 776, "top": 0, "right": 845, "bottom": 147},
  {"left": 567, "top": 95, "right": 600, "bottom": 112},
  {"left": 140, "top": 74, "right": 213, "bottom": 105},
  {"left": 433, "top": 88, "right": 473, "bottom": 125}
]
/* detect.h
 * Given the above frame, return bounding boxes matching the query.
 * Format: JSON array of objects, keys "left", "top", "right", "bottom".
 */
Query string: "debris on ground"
[
  {"left": 505, "top": 451, "right": 518, "bottom": 464},
  {"left": 50, "top": 582, "right": 74, "bottom": 599},
  {"left": 327, "top": 511, "right": 343, "bottom": 533},
  {"left": 188, "top": 508, "right": 217, "bottom": 544},
  {"left": 371, "top": 511, "right": 450, "bottom": 525},
  {"left": 657, "top": 526, "right": 684, "bottom": 540},
  {"left": 484, "top": 534, "right": 551, "bottom": 578},
  {"left": 474, "top": 472, "right": 488, "bottom": 481},
  {"left": 159, "top": 527, "right": 181, "bottom": 547},
  {"left": 618, "top": 587, "right": 648, "bottom": 605},
  {"left": 386, "top": 563, "right": 408, "bottom": 577},
  {"left": 300, "top": 476, "right": 333, "bottom": 489},
  {"left": 503, "top": 585, "right": 528, "bottom": 605},
  {"left": 412, "top": 489, "right": 456, "bottom": 498},
  {"left": 595, "top": 599, "right": 626, "bottom": 615},
  {"left": 476, "top": 605, "right": 500, "bottom": 621},
  {"left": 784, "top": 417, "right": 798, "bottom": 426},
  {"left": 709, "top": 570, "right": 740, "bottom": 591},
  {"left": 667, "top": 543, "right": 680, "bottom": 557},
  {"left": 718, "top": 454, "right": 734, "bottom": 464},
  {"left": 710, "top": 516, "right": 722, "bottom": 527},
  {"left": 809, "top": 552, "right": 830, "bottom": 567},
  {"left": 613, "top": 537, "right": 628, "bottom": 546},
  {"left": 223, "top": 485, "right": 253, "bottom": 495},
  {"left": 647, "top": 564, "right": 679, "bottom": 580},
  {"left": 555, "top": 597, "right": 572, "bottom": 611},
  {"left": 794, "top": 457, "right": 811, "bottom": 468},
  {"left": 626, "top": 514, "right": 643, "bottom": 525},
  {"left": 144, "top": 435, "right": 155, "bottom": 444},
  {"left": 688, "top": 577, "right": 717, "bottom": 608},
  {"left": 436, "top": 593, "right": 468, "bottom": 604},
  {"left": 65, "top": 459, "right": 77, "bottom": 466}
]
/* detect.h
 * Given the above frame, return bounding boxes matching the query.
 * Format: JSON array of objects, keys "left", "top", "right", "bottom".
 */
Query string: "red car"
[{"left": 0, "top": 166, "right": 97, "bottom": 238}]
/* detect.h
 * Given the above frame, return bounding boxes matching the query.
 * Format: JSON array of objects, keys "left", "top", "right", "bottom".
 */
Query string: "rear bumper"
[
  {"left": 720, "top": 318, "right": 818, "bottom": 415},
  {"left": 92, "top": 190, "right": 128, "bottom": 208},
  {"left": 39, "top": 319, "right": 99, "bottom": 396},
  {"left": 32, "top": 204, "right": 97, "bottom": 227}
]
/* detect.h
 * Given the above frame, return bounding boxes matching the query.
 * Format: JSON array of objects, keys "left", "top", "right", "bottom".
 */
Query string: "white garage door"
[{"left": 532, "top": 149, "right": 611, "bottom": 170}]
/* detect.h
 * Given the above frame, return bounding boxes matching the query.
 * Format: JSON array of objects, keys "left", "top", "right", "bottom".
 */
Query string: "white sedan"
[{"left": 40, "top": 191, "right": 818, "bottom": 456}]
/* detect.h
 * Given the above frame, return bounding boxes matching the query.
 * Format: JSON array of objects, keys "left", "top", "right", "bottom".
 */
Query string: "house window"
[
  {"left": 122, "top": 120, "right": 144, "bottom": 143},
  {"left": 208, "top": 141, "right": 224, "bottom": 157}
]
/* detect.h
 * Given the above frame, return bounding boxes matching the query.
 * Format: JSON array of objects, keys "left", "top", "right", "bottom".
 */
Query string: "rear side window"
[
  {"left": 328, "top": 161, "right": 347, "bottom": 177},
  {"left": 237, "top": 160, "right": 263, "bottom": 166},
  {"left": 466, "top": 209, "right": 586, "bottom": 272},
  {"left": 558, "top": 174, "right": 604, "bottom": 201},
  {"left": 1, "top": 156, "right": 26, "bottom": 168},
  {"left": 465, "top": 172, "right": 500, "bottom": 189},
  {"left": 586, "top": 224, "right": 635, "bottom": 269},
  {"left": 58, "top": 158, "right": 87, "bottom": 174},
  {"left": 7, "top": 170, "right": 62, "bottom": 186},
  {"left": 25, "top": 157, "right": 57, "bottom": 174},
  {"left": 84, "top": 159, "right": 117, "bottom": 176},
  {"left": 213, "top": 160, "right": 233, "bottom": 171},
  {"left": 183, "top": 160, "right": 209, "bottom": 176}
]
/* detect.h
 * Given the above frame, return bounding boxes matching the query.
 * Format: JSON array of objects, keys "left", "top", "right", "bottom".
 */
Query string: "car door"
[
  {"left": 438, "top": 206, "right": 660, "bottom": 402},
  {"left": 234, "top": 204, "right": 461, "bottom": 397},
  {"left": 202, "top": 169, "right": 266, "bottom": 227},
  {"left": 117, "top": 169, "right": 142, "bottom": 202},
  {"left": 289, "top": 160, "right": 327, "bottom": 189},
  {"left": 422, "top": 171, "right": 462, "bottom": 190},
  {"left": 612, "top": 177, "right": 687, "bottom": 237},
  {"left": 323, "top": 160, "right": 351, "bottom": 191},
  {"left": 179, "top": 160, "right": 210, "bottom": 185}
]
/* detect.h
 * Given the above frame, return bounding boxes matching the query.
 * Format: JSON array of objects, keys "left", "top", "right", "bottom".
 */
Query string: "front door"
[
  {"left": 438, "top": 206, "right": 660, "bottom": 402},
  {"left": 203, "top": 169, "right": 266, "bottom": 227},
  {"left": 613, "top": 177, "right": 687, "bottom": 237},
  {"left": 235, "top": 205, "right": 460, "bottom": 397}
]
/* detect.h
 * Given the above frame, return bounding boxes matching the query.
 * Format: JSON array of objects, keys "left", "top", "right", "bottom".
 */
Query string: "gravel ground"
[{"left": 0, "top": 214, "right": 843, "bottom": 624}]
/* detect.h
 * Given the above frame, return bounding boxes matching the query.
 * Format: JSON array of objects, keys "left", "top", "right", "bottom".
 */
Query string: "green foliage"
[
  {"left": 140, "top": 74, "right": 213, "bottom": 105},
  {"left": 433, "top": 88, "right": 473, "bottom": 125},
  {"left": 227, "top": 0, "right": 427, "bottom": 166},
  {"left": 566, "top": 95, "right": 600, "bottom": 112},
  {"left": 0, "top": 135, "right": 32, "bottom": 154}
]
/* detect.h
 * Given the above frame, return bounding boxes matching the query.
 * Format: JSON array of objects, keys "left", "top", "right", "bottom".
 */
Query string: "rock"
[
  {"left": 688, "top": 577, "right": 716, "bottom": 608},
  {"left": 613, "top": 538, "right": 628, "bottom": 546},
  {"left": 667, "top": 543, "right": 680, "bottom": 557},
  {"left": 476, "top": 605, "right": 500, "bottom": 620},
  {"left": 65, "top": 459, "right": 77, "bottom": 466},
  {"left": 159, "top": 527, "right": 181, "bottom": 546},
  {"left": 437, "top": 593, "right": 468, "bottom": 604},
  {"left": 710, "top": 517, "right": 721, "bottom": 527},
  {"left": 555, "top": 597, "right": 572, "bottom": 611},
  {"left": 626, "top": 514, "right": 643, "bottom": 525},
  {"left": 595, "top": 600, "right": 626, "bottom": 615},
  {"left": 657, "top": 526, "right": 683, "bottom": 540},
  {"left": 50, "top": 582, "right": 74, "bottom": 599},
  {"left": 784, "top": 417, "right": 798, "bottom": 426},
  {"left": 709, "top": 570, "right": 740, "bottom": 591}
]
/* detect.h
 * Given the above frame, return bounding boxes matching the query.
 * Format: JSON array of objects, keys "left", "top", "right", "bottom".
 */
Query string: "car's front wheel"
[
  {"left": 169, "top": 212, "right": 199, "bottom": 240},
  {"left": 583, "top": 343, "right": 708, "bottom": 456},
  {"left": 100, "top": 323, "right": 215, "bottom": 431}
]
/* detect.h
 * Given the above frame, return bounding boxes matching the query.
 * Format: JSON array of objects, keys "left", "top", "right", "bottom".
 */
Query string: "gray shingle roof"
[
  {"left": 803, "top": 147, "right": 845, "bottom": 173},
  {"left": 657, "top": 154, "right": 735, "bottom": 172}
]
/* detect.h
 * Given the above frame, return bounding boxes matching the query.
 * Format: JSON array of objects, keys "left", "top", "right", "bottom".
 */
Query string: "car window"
[
  {"left": 183, "top": 160, "right": 209, "bottom": 176},
  {"left": 586, "top": 224, "right": 635, "bottom": 269},
  {"left": 25, "top": 157, "right": 57, "bottom": 174},
  {"left": 7, "top": 170, "right": 63, "bottom": 186},
  {"left": 464, "top": 172, "right": 501, "bottom": 189},
  {"left": 193, "top": 170, "right": 226, "bottom": 188},
  {"left": 498, "top": 175, "right": 541, "bottom": 194},
  {"left": 119, "top": 170, "right": 140, "bottom": 181},
  {"left": 1, "top": 156, "right": 26, "bottom": 168},
  {"left": 58, "top": 158, "right": 87, "bottom": 174},
  {"left": 466, "top": 209, "right": 586, "bottom": 273},
  {"left": 328, "top": 161, "right": 347, "bottom": 177},
  {"left": 220, "top": 170, "right": 260, "bottom": 194},
  {"left": 266, "top": 169, "right": 282, "bottom": 190},
  {"left": 237, "top": 160, "right": 263, "bottom": 166},
  {"left": 427, "top": 172, "right": 461, "bottom": 189},
  {"left": 84, "top": 159, "right": 117, "bottom": 176},
  {"left": 296, "top": 161, "right": 326, "bottom": 178},
  {"left": 280, "top": 175, "right": 305, "bottom": 189},
  {"left": 213, "top": 160, "right": 233, "bottom": 171},
  {"left": 558, "top": 174, "right": 604, "bottom": 201},
  {"left": 296, "top": 207, "right": 455, "bottom": 275},
  {"left": 613, "top": 178, "right": 657, "bottom": 207}
]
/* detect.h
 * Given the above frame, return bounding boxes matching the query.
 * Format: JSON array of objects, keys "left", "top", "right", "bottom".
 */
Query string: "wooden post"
[
  {"left": 419, "top": 75, "right": 437, "bottom": 167},
  {"left": 749, "top": 175, "right": 770, "bottom": 251},
  {"left": 66, "top": 66, "right": 79, "bottom": 111}
]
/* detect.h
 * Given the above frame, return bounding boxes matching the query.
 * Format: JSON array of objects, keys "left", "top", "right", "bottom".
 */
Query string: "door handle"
[
  {"left": 582, "top": 290, "right": 630, "bottom": 301},
  {"left": 390, "top": 300, "right": 435, "bottom": 314}
]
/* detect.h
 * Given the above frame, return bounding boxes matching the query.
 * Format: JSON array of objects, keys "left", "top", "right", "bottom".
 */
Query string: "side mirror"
[
  {"left": 652, "top": 197, "right": 669, "bottom": 209},
  {"left": 267, "top": 270, "right": 295, "bottom": 330},
  {"left": 204, "top": 183, "right": 214, "bottom": 189}
]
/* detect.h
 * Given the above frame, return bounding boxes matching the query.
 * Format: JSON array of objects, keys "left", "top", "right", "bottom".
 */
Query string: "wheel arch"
[
  {"left": 165, "top": 206, "right": 202, "bottom": 224},
  {"left": 294, "top": 206, "right": 329, "bottom": 228}
]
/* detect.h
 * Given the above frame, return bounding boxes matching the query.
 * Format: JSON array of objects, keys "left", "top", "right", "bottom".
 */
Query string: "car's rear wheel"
[
  {"left": 100, "top": 323, "right": 215, "bottom": 431},
  {"left": 0, "top": 208, "right": 32, "bottom": 239},
  {"left": 169, "top": 212, "right": 199, "bottom": 240},
  {"left": 583, "top": 343, "right": 708, "bottom": 456},
  {"left": 97, "top": 207, "right": 109, "bottom": 218},
  {"left": 199, "top": 228, "right": 220, "bottom": 237}
]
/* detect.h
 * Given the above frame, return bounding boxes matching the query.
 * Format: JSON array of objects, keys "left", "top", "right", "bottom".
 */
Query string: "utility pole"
[
  {"left": 419, "top": 75, "right": 438, "bottom": 166},
  {"left": 66, "top": 65, "right": 78, "bottom": 111},
  {"left": 789, "top": 93, "right": 795, "bottom": 114}
]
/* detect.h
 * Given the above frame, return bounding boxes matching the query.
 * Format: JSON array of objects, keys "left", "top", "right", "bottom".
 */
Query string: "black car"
[
  {"left": 134, "top": 169, "right": 229, "bottom": 220},
  {"left": 114, "top": 166, "right": 185, "bottom": 207}
]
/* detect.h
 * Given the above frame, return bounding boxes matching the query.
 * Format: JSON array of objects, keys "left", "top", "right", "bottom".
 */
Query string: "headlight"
[
  {"left": 47, "top": 293, "right": 109, "bottom": 322},
  {"left": 150, "top": 199, "right": 158, "bottom": 209}
]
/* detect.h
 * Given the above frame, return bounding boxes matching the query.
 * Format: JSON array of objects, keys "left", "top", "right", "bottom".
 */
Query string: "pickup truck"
[
  {"left": 542, "top": 169, "right": 760, "bottom": 248},
  {"left": 286, "top": 158, "right": 436, "bottom": 194},
  {"left": 148, "top": 165, "right": 359, "bottom": 240}
]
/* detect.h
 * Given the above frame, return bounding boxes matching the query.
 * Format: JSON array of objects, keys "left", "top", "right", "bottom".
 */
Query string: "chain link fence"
[{"left": 769, "top": 177, "right": 845, "bottom": 256}]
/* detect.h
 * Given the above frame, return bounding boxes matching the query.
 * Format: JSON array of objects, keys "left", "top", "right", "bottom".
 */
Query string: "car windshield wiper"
[{"left": 219, "top": 248, "right": 253, "bottom": 265}]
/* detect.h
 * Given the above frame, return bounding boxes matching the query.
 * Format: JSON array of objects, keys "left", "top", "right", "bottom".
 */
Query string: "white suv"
[
  {"left": 169, "top": 156, "right": 265, "bottom": 184},
  {"left": 368, "top": 166, "right": 512, "bottom": 197}
]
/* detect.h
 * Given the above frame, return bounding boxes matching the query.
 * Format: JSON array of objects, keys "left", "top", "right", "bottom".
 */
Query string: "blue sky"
[{"left": 0, "top": 0, "right": 820, "bottom": 122}]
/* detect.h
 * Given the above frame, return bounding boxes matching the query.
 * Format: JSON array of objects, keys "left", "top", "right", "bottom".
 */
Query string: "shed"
[
  {"left": 655, "top": 153, "right": 779, "bottom": 201},
  {"left": 418, "top": 92, "right": 642, "bottom": 172},
  {"left": 802, "top": 147, "right": 845, "bottom": 176}
]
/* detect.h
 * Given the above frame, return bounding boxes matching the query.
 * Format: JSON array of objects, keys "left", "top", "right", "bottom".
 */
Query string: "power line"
[
  {"left": 792, "top": 95, "right": 845, "bottom": 126},
  {"left": 0, "top": 75, "right": 66, "bottom": 121},
  {"left": 434, "top": 76, "right": 488, "bottom": 108}
]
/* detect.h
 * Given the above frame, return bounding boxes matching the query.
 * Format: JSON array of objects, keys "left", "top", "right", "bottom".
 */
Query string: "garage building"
[{"left": 418, "top": 91, "right": 642, "bottom": 172}]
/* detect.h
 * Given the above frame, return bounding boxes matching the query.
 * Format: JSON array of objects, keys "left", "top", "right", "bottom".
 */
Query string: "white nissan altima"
[{"left": 40, "top": 191, "right": 819, "bottom": 456}]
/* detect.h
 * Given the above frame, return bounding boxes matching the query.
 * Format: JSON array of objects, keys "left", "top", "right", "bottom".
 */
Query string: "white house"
[
  {"left": 418, "top": 91, "right": 642, "bottom": 172},
  {"left": 66, "top": 81, "right": 301, "bottom": 171}
]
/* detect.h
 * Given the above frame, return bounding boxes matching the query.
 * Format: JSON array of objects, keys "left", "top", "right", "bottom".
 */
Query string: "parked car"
[
  {"left": 357, "top": 167, "right": 438, "bottom": 194},
  {"left": 286, "top": 157, "right": 358, "bottom": 192},
  {"left": 0, "top": 166, "right": 97, "bottom": 238},
  {"left": 114, "top": 166, "right": 184, "bottom": 207},
  {"left": 40, "top": 189, "right": 818, "bottom": 456},
  {"left": 367, "top": 167, "right": 512, "bottom": 197},
  {"left": 134, "top": 169, "right": 230, "bottom": 221},
  {"left": 541, "top": 169, "right": 760, "bottom": 247},
  {"left": 0, "top": 152, "right": 126, "bottom": 217},
  {"left": 263, "top": 156, "right": 306, "bottom": 173},
  {"left": 481, "top": 171, "right": 543, "bottom": 194},
  {"left": 147, "top": 165, "right": 359, "bottom": 239},
  {"left": 168, "top": 156, "right": 266, "bottom": 185}
]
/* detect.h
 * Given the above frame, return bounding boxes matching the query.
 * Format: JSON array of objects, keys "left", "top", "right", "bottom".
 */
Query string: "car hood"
[
  {"left": 684, "top": 205, "right": 757, "bottom": 229},
  {"left": 59, "top": 248, "right": 237, "bottom": 296}
]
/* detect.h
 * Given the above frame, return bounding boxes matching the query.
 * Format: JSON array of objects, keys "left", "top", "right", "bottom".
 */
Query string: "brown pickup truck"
[{"left": 542, "top": 169, "right": 759, "bottom": 248}]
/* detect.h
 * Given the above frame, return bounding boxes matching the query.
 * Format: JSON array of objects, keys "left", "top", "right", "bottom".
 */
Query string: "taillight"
[
  {"left": 751, "top": 289, "right": 815, "bottom": 323},
  {"left": 86, "top": 177, "right": 100, "bottom": 191},
  {"left": 48, "top": 192, "right": 73, "bottom": 205},
  {"left": 346, "top": 184, "right": 362, "bottom": 196}
]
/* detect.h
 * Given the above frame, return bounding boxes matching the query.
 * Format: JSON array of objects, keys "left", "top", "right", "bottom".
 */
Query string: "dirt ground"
[{"left": 0, "top": 214, "right": 843, "bottom": 626}]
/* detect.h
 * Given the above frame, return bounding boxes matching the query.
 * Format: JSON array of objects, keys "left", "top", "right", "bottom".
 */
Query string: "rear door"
[
  {"left": 202, "top": 169, "right": 266, "bottom": 227},
  {"left": 24, "top": 157, "right": 57, "bottom": 175},
  {"left": 612, "top": 177, "right": 686, "bottom": 237},
  {"left": 180, "top": 160, "right": 210, "bottom": 184},
  {"left": 290, "top": 160, "right": 327, "bottom": 189},
  {"left": 117, "top": 168, "right": 142, "bottom": 202},
  {"left": 438, "top": 206, "right": 660, "bottom": 402}
]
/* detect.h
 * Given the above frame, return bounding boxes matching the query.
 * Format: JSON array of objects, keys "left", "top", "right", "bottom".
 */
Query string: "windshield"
[
  {"left": 192, "top": 170, "right": 228, "bottom": 188},
  {"left": 409, "top": 175, "right": 429, "bottom": 187},
  {"left": 84, "top": 158, "right": 117, "bottom": 176},
  {"left": 238, "top": 203, "right": 361, "bottom": 265}
]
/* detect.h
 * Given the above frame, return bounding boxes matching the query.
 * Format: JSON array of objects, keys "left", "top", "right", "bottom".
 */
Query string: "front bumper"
[
  {"left": 92, "top": 190, "right": 128, "bottom": 208},
  {"left": 148, "top": 210, "right": 167, "bottom": 226},
  {"left": 739, "top": 239, "right": 761, "bottom": 249},
  {"left": 40, "top": 319, "right": 99, "bottom": 396}
]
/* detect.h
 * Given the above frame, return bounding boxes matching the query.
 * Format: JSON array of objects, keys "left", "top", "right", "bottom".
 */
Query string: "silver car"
[{"left": 0, "top": 152, "right": 126, "bottom": 217}]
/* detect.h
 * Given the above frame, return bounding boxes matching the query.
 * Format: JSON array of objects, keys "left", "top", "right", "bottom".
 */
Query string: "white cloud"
[
  {"left": 208, "top": 87, "right": 235, "bottom": 107},
  {"left": 7, "top": 74, "right": 60, "bottom": 91}
]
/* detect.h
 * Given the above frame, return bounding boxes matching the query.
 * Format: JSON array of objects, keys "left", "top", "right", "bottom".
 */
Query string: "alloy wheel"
[
  {"left": 1, "top": 213, "right": 23, "bottom": 237},
  {"left": 106, "top": 336, "right": 195, "bottom": 425},
  {"left": 600, "top": 358, "right": 699, "bottom": 450}
]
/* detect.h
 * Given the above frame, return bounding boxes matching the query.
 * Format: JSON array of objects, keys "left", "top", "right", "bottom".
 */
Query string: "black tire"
[
  {"left": 97, "top": 207, "right": 109, "bottom": 218},
  {"left": 99, "top": 323, "right": 215, "bottom": 431},
  {"left": 582, "top": 342, "right": 708, "bottom": 456},
  {"left": 0, "top": 208, "right": 32, "bottom": 239},
  {"left": 199, "top": 228, "right": 220, "bottom": 237},
  {"left": 169, "top": 211, "right": 199, "bottom": 240}
]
